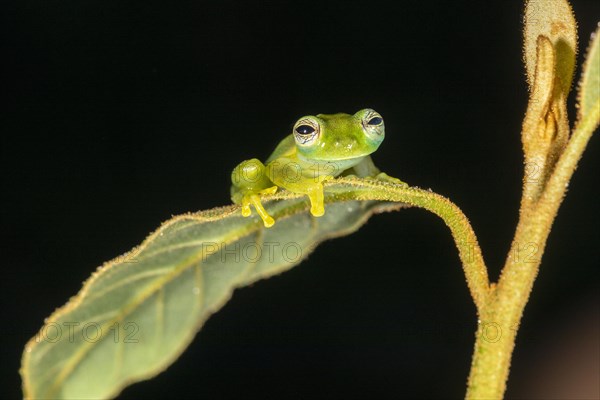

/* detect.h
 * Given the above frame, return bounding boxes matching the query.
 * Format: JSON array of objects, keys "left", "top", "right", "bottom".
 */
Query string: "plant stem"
[{"left": 465, "top": 107, "right": 599, "bottom": 399}]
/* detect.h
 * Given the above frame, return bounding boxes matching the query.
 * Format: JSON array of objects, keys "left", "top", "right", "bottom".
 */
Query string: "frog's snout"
[{"left": 332, "top": 137, "right": 358, "bottom": 153}]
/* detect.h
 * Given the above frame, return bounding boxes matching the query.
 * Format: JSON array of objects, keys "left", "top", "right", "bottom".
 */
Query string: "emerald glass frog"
[{"left": 231, "top": 108, "right": 404, "bottom": 227}]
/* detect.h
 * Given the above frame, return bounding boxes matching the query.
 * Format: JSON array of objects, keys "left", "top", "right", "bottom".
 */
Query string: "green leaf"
[
  {"left": 577, "top": 23, "right": 600, "bottom": 125},
  {"left": 22, "top": 177, "right": 489, "bottom": 399},
  {"left": 523, "top": 0, "right": 577, "bottom": 94},
  {"left": 21, "top": 180, "right": 407, "bottom": 399}
]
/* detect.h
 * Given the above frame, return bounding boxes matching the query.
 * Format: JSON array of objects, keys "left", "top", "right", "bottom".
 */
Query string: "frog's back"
[{"left": 265, "top": 134, "right": 296, "bottom": 163}]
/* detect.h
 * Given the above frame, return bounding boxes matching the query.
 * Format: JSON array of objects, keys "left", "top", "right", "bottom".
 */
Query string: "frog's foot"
[
  {"left": 306, "top": 184, "right": 325, "bottom": 217},
  {"left": 374, "top": 172, "right": 408, "bottom": 186},
  {"left": 339, "top": 173, "right": 363, "bottom": 182},
  {"left": 240, "top": 186, "right": 278, "bottom": 228}
]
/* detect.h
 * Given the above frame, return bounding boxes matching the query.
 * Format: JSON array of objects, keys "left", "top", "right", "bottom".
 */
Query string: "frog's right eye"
[
  {"left": 295, "top": 125, "right": 315, "bottom": 135},
  {"left": 293, "top": 118, "right": 320, "bottom": 145}
]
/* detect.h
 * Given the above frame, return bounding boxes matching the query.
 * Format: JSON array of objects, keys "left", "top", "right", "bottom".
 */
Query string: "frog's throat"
[
  {"left": 296, "top": 150, "right": 374, "bottom": 163},
  {"left": 295, "top": 153, "right": 370, "bottom": 177}
]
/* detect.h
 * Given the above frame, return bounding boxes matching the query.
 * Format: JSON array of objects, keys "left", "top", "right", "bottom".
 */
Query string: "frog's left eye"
[
  {"left": 367, "top": 116, "right": 383, "bottom": 126},
  {"left": 293, "top": 118, "right": 320, "bottom": 146},
  {"left": 359, "top": 109, "right": 385, "bottom": 142}
]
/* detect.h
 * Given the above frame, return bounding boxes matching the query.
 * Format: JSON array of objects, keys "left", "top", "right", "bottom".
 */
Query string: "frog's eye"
[
  {"left": 359, "top": 109, "right": 385, "bottom": 142},
  {"left": 293, "top": 118, "right": 320, "bottom": 146},
  {"left": 295, "top": 125, "right": 315, "bottom": 135},
  {"left": 367, "top": 116, "right": 383, "bottom": 126}
]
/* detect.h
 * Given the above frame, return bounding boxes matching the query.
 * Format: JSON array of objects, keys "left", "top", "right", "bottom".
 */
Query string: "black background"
[{"left": 3, "top": 1, "right": 599, "bottom": 398}]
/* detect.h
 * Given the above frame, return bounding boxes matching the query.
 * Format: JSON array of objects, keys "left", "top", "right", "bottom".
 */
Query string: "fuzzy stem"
[{"left": 465, "top": 105, "right": 599, "bottom": 399}]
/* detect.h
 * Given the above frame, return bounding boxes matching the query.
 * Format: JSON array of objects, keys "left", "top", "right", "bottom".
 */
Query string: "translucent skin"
[{"left": 230, "top": 108, "right": 403, "bottom": 227}]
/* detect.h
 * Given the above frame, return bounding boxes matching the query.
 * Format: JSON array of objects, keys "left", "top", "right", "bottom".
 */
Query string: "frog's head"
[{"left": 292, "top": 108, "right": 385, "bottom": 161}]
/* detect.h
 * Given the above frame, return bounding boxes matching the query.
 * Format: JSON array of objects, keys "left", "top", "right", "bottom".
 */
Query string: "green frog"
[{"left": 231, "top": 108, "right": 404, "bottom": 227}]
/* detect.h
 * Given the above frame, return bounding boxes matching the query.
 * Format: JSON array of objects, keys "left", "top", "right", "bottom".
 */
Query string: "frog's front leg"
[
  {"left": 305, "top": 182, "right": 326, "bottom": 216},
  {"left": 273, "top": 179, "right": 327, "bottom": 217},
  {"left": 349, "top": 155, "right": 408, "bottom": 186},
  {"left": 231, "top": 158, "right": 278, "bottom": 227},
  {"left": 268, "top": 159, "right": 329, "bottom": 217}
]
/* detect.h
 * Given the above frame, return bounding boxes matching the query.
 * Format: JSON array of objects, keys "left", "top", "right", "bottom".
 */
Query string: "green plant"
[{"left": 21, "top": 0, "right": 598, "bottom": 398}]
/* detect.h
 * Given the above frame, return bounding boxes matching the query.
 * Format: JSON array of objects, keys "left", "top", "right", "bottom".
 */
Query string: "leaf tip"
[{"left": 523, "top": 0, "right": 578, "bottom": 94}]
